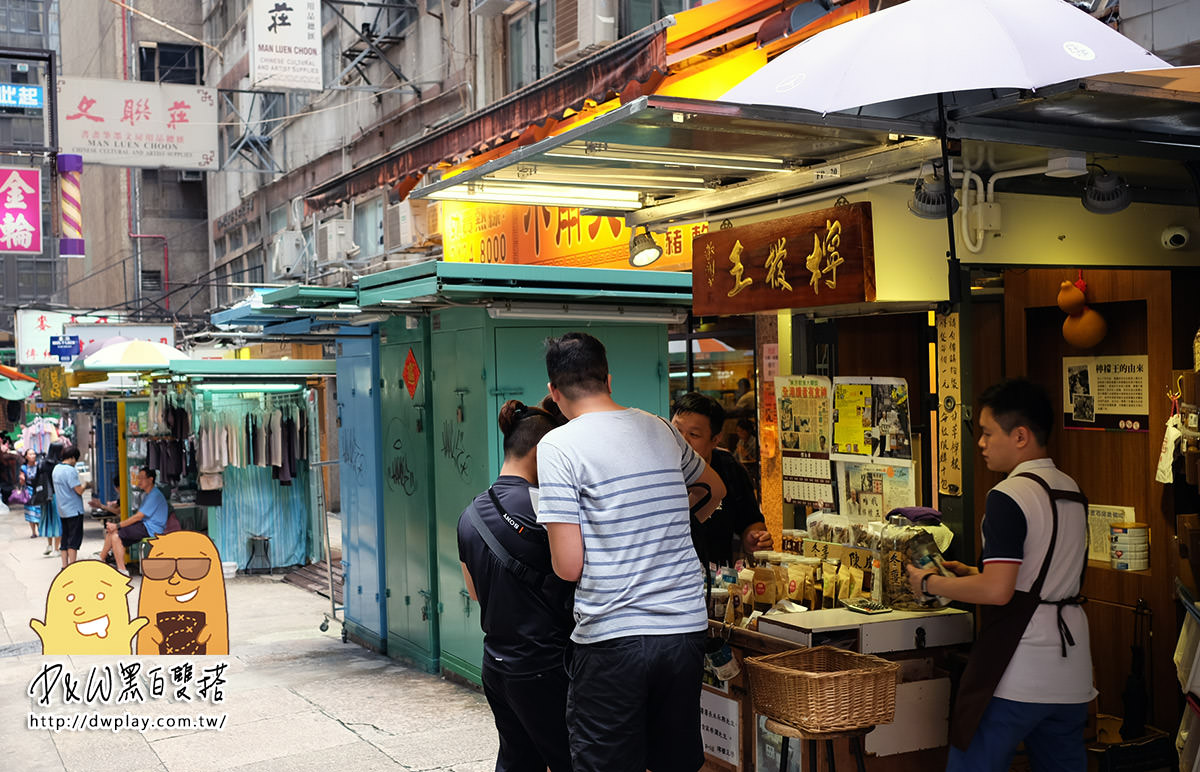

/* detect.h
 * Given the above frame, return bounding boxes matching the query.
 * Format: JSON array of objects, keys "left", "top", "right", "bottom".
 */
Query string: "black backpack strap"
[
  {"left": 464, "top": 499, "right": 548, "bottom": 592},
  {"left": 487, "top": 487, "right": 547, "bottom": 543}
]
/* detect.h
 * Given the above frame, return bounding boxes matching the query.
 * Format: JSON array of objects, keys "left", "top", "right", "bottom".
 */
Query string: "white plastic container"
[{"left": 221, "top": 561, "right": 238, "bottom": 580}]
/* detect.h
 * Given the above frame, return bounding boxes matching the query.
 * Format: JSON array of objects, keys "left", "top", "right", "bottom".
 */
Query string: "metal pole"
[{"left": 937, "top": 93, "right": 961, "bottom": 307}]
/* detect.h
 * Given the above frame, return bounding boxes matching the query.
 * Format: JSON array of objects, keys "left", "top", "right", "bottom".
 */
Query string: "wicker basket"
[{"left": 746, "top": 646, "right": 900, "bottom": 733}]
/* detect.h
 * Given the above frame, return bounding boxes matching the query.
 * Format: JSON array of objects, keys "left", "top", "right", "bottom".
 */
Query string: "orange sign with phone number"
[{"left": 441, "top": 200, "right": 706, "bottom": 271}]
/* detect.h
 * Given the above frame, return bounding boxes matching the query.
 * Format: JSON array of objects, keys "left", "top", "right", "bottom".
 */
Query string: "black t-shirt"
[
  {"left": 690, "top": 448, "right": 764, "bottom": 567},
  {"left": 456, "top": 475, "right": 575, "bottom": 675}
]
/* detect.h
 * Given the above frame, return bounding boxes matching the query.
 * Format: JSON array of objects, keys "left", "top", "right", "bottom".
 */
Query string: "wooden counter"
[{"left": 701, "top": 616, "right": 964, "bottom": 771}]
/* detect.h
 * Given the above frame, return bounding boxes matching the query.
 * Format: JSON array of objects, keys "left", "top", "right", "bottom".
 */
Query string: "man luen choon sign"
[{"left": 691, "top": 202, "right": 876, "bottom": 316}]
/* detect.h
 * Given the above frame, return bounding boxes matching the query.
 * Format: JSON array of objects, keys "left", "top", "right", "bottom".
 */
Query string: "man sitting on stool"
[{"left": 100, "top": 467, "right": 169, "bottom": 575}]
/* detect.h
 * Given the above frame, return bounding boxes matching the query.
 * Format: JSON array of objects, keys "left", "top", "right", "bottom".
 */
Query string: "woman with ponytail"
[{"left": 458, "top": 396, "right": 574, "bottom": 772}]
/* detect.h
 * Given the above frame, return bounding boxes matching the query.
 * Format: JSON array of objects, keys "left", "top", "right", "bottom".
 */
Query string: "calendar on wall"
[{"left": 775, "top": 375, "right": 834, "bottom": 508}]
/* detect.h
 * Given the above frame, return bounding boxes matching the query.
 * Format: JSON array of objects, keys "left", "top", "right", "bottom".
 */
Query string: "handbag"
[{"left": 8, "top": 487, "right": 29, "bottom": 504}]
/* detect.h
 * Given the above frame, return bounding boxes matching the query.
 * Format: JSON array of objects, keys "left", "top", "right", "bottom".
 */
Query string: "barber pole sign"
[
  {"left": 0, "top": 166, "right": 41, "bottom": 254},
  {"left": 58, "top": 154, "right": 84, "bottom": 258}
]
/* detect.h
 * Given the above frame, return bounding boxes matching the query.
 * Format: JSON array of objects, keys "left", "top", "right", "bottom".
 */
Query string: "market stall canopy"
[
  {"left": 719, "top": 0, "right": 1170, "bottom": 116},
  {"left": 72, "top": 340, "right": 190, "bottom": 372},
  {"left": 0, "top": 376, "right": 35, "bottom": 401},
  {"left": 354, "top": 261, "right": 693, "bottom": 314},
  {"left": 156, "top": 359, "right": 336, "bottom": 379}
]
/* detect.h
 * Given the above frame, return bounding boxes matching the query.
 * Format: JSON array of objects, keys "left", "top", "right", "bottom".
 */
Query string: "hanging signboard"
[
  {"left": 57, "top": 77, "right": 218, "bottom": 170},
  {"left": 0, "top": 83, "right": 43, "bottom": 109},
  {"left": 692, "top": 202, "right": 875, "bottom": 316},
  {"left": 441, "top": 200, "right": 704, "bottom": 271},
  {"left": 249, "top": 0, "right": 323, "bottom": 91},
  {"left": 775, "top": 375, "right": 834, "bottom": 507},
  {"left": 0, "top": 166, "right": 42, "bottom": 254},
  {"left": 1062, "top": 354, "right": 1149, "bottom": 432},
  {"left": 37, "top": 366, "right": 67, "bottom": 402},
  {"left": 936, "top": 312, "right": 963, "bottom": 495},
  {"left": 64, "top": 323, "right": 175, "bottom": 350},
  {"left": 16, "top": 309, "right": 122, "bottom": 365}
]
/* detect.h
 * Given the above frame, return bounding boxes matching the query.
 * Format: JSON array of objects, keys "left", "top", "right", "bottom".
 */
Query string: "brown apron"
[{"left": 949, "top": 472, "right": 1088, "bottom": 751}]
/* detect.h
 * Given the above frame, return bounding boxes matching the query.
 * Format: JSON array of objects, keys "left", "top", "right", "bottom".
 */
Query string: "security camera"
[{"left": 1163, "top": 226, "right": 1190, "bottom": 250}]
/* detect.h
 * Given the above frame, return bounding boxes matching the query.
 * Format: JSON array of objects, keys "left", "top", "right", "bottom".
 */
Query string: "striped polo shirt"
[{"left": 536, "top": 408, "right": 707, "bottom": 644}]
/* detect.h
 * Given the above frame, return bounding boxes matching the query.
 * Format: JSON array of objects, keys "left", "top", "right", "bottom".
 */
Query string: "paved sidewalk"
[{"left": 0, "top": 505, "right": 499, "bottom": 771}]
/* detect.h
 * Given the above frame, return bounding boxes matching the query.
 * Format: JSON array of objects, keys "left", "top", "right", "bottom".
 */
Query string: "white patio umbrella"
[{"left": 720, "top": 0, "right": 1171, "bottom": 115}]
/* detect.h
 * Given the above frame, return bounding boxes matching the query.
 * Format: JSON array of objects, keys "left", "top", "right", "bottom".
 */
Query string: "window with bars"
[
  {"left": 618, "top": 0, "right": 687, "bottom": 38},
  {"left": 138, "top": 43, "right": 202, "bottom": 84},
  {"left": 140, "top": 270, "right": 163, "bottom": 293},
  {"left": 0, "top": 0, "right": 46, "bottom": 35},
  {"left": 507, "top": 1, "right": 555, "bottom": 94}
]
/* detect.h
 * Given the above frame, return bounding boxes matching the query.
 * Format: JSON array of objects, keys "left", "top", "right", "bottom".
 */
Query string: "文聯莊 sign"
[
  {"left": 57, "top": 77, "right": 218, "bottom": 170},
  {"left": 691, "top": 202, "right": 876, "bottom": 316},
  {"left": 441, "top": 200, "right": 705, "bottom": 271}
]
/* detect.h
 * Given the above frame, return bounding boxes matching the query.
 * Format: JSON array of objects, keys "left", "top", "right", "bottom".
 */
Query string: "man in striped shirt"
[{"left": 537, "top": 332, "right": 726, "bottom": 772}]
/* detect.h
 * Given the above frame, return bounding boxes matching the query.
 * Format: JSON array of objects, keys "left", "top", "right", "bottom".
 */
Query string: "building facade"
[{"left": 58, "top": 0, "right": 210, "bottom": 323}]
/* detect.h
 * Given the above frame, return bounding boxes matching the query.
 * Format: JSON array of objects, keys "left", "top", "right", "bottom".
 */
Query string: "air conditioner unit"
[
  {"left": 270, "top": 230, "right": 308, "bottom": 280},
  {"left": 555, "top": 0, "right": 615, "bottom": 66},
  {"left": 425, "top": 201, "right": 442, "bottom": 242},
  {"left": 178, "top": 169, "right": 204, "bottom": 182},
  {"left": 384, "top": 201, "right": 419, "bottom": 251},
  {"left": 315, "top": 218, "right": 357, "bottom": 264},
  {"left": 471, "top": 0, "right": 510, "bottom": 17}
]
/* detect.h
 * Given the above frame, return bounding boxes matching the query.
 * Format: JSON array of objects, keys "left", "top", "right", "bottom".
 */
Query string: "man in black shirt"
[
  {"left": 671, "top": 393, "right": 772, "bottom": 566},
  {"left": 458, "top": 398, "right": 574, "bottom": 772}
]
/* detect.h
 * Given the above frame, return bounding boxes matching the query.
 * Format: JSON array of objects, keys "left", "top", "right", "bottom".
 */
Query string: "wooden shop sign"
[{"left": 692, "top": 202, "right": 876, "bottom": 316}]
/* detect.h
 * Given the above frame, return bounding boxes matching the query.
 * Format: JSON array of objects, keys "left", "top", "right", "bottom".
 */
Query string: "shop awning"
[
  {"left": 304, "top": 19, "right": 673, "bottom": 212},
  {"left": 260, "top": 285, "right": 358, "bottom": 308},
  {"left": 409, "top": 94, "right": 941, "bottom": 225},
  {"left": 356, "top": 261, "right": 693, "bottom": 310}
]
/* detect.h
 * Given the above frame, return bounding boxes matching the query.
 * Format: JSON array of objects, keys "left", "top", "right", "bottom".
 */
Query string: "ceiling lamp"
[
  {"left": 908, "top": 167, "right": 959, "bottom": 220},
  {"left": 629, "top": 226, "right": 663, "bottom": 267},
  {"left": 1082, "top": 168, "right": 1131, "bottom": 214}
]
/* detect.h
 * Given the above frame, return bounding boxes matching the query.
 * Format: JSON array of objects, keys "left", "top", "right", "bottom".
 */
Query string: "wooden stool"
[{"left": 764, "top": 718, "right": 872, "bottom": 772}]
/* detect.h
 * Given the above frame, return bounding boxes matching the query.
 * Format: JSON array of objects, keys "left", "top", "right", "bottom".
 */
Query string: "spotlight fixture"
[
  {"left": 908, "top": 167, "right": 959, "bottom": 220},
  {"left": 1082, "top": 168, "right": 1131, "bottom": 214},
  {"left": 629, "top": 226, "right": 663, "bottom": 267}
]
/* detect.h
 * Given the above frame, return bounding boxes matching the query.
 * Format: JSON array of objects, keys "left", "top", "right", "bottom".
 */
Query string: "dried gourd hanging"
[{"left": 1058, "top": 270, "right": 1106, "bottom": 349}]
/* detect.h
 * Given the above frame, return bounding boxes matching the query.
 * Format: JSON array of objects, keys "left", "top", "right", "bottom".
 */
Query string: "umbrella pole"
[{"left": 937, "top": 94, "right": 962, "bottom": 307}]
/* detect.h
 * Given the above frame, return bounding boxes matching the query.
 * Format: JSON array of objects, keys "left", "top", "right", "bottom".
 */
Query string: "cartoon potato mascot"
[
  {"left": 31, "top": 560, "right": 148, "bottom": 655},
  {"left": 137, "top": 531, "right": 229, "bottom": 655}
]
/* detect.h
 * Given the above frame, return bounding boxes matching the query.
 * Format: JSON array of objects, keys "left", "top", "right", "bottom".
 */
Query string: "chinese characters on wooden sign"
[
  {"left": 936, "top": 312, "right": 963, "bottom": 495},
  {"left": 691, "top": 202, "right": 875, "bottom": 316}
]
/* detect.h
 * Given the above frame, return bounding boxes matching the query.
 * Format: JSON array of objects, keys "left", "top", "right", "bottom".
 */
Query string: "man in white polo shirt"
[
  {"left": 907, "top": 378, "right": 1094, "bottom": 771},
  {"left": 537, "top": 332, "right": 725, "bottom": 772}
]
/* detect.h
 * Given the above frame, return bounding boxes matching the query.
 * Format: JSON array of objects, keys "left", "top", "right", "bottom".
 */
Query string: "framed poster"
[{"left": 1062, "top": 355, "right": 1149, "bottom": 432}]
